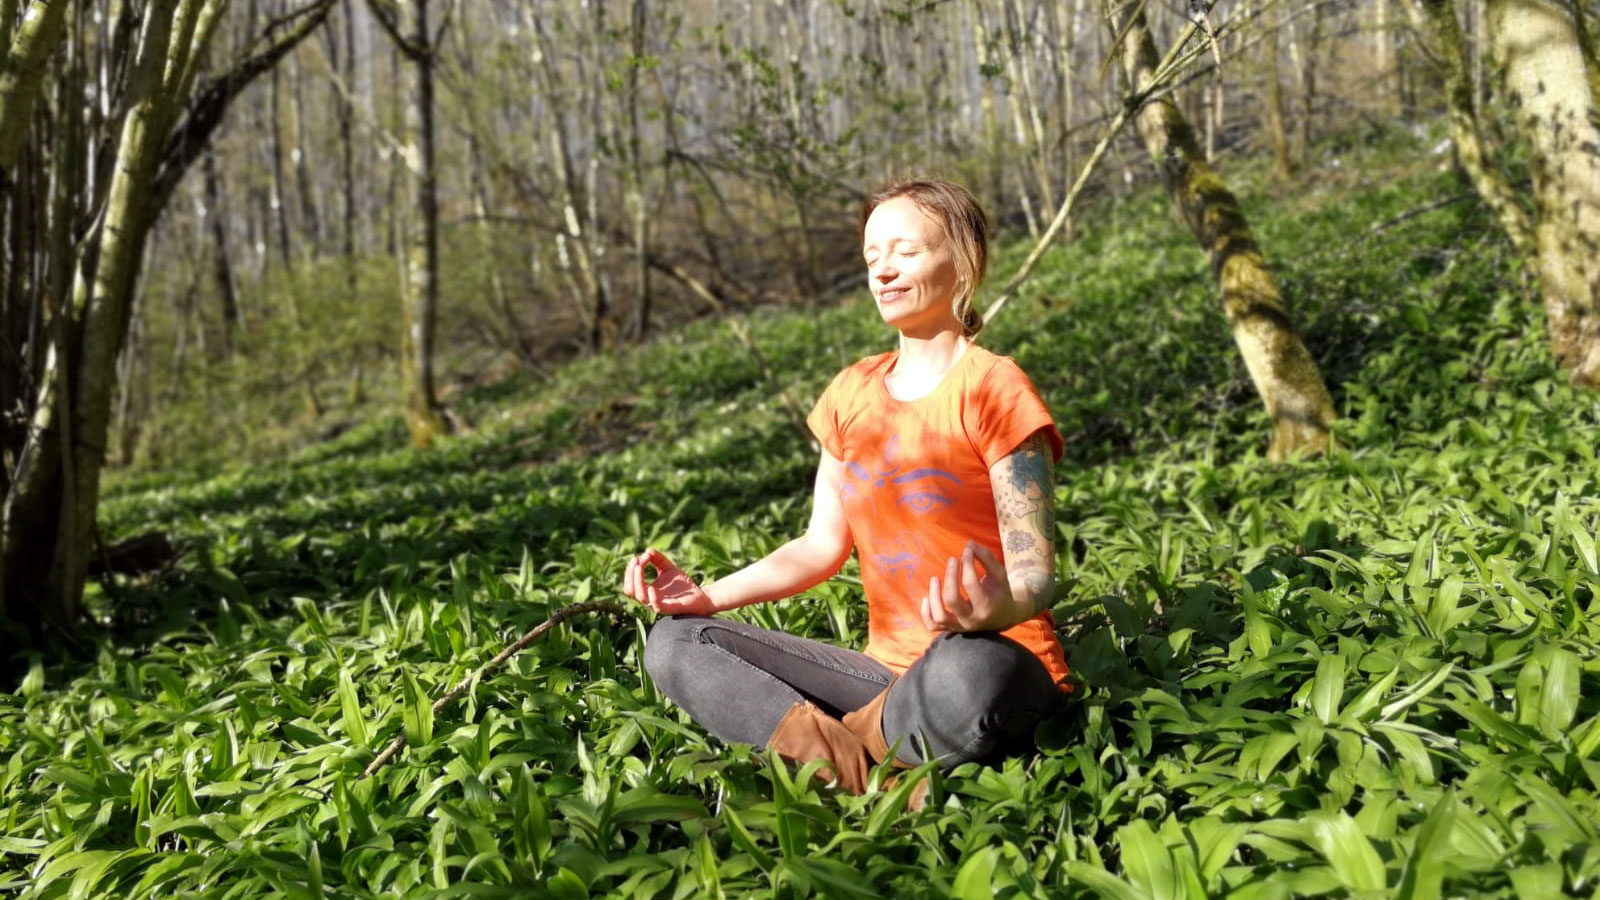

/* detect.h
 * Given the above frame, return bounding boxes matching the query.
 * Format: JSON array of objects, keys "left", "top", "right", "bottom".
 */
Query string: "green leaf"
[
  {"left": 1118, "top": 819, "right": 1178, "bottom": 900},
  {"left": 609, "top": 786, "right": 708, "bottom": 824},
  {"left": 338, "top": 667, "right": 371, "bottom": 749},
  {"left": 951, "top": 846, "right": 1001, "bottom": 900},
  {"left": 721, "top": 805, "right": 774, "bottom": 873},
  {"left": 1064, "top": 861, "right": 1145, "bottom": 900},
  {"left": 1310, "top": 654, "right": 1346, "bottom": 725},
  {"left": 1404, "top": 525, "right": 1437, "bottom": 588},
  {"left": 546, "top": 867, "right": 588, "bottom": 900},
  {"left": 1307, "top": 811, "right": 1386, "bottom": 893},
  {"left": 402, "top": 671, "right": 434, "bottom": 747},
  {"left": 1381, "top": 664, "right": 1454, "bottom": 719},
  {"left": 1339, "top": 669, "right": 1400, "bottom": 725},
  {"left": 1241, "top": 584, "right": 1273, "bottom": 660},
  {"left": 19, "top": 655, "right": 43, "bottom": 699},
  {"left": 1537, "top": 648, "right": 1580, "bottom": 738},
  {"left": 1507, "top": 864, "right": 1564, "bottom": 899},
  {"left": 1187, "top": 817, "right": 1248, "bottom": 884},
  {"left": 1396, "top": 794, "right": 1456, "bottom": 900}
]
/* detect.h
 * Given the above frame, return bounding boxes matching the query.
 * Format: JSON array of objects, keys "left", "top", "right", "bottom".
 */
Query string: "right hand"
[{"left": 622, "top": 548, "right": 715, "bottom": 616}]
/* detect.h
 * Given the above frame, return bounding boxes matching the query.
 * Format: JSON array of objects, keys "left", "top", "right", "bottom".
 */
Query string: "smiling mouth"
[{"left": 877, "top": 288, "right": 909, "bottom": 302}]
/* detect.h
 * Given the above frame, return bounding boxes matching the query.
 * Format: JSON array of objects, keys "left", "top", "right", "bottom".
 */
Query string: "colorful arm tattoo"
[{"left": 990, "top": 431, "right": 1057, "bottom": 614}]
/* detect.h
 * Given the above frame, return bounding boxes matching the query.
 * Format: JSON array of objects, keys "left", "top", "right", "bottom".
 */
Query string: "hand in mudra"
[
  {"left": 622, "top": 548, "right": 714, "bottom": 616},
  {"left": 920, "top": 541, "right": 1017, "bottom": 633}
]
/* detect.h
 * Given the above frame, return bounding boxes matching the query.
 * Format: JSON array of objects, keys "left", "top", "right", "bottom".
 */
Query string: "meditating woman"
[{"left": 621, "top": 180, "right": 1071, "bottom": 794}]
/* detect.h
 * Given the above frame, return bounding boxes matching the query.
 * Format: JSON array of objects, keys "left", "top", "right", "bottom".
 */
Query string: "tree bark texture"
[
  {"left": 1414, "top": 0, "right": 1536, "bottom": 257},
  {"left": 1489, "top": 0, "right": 1600, "bottom": 386},
  {"left": 1106, "top": 0, "right": 1336, "bottom": 460},
  {"left": 0, "top": 0, "right": 69, "bottom": 174},
  {"left": 3, "top": 0, "right": 186, "bottom": 639}
]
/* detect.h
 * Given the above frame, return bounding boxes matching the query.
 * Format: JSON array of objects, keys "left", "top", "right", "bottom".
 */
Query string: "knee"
[
  {"left": 921, "top": 632, "right": 1057, "bottom": 712},
  {"left": 641, "top": 615, "right": 705, "bottom": 694}
]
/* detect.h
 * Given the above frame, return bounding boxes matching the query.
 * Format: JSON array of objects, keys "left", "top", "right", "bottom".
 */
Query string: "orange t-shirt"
[{"left": 807, "top": 344, "right": 1072, "bottom": 690}]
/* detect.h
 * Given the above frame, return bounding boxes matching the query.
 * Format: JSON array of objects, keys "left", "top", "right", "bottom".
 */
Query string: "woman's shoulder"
[
  {"left": 829, "top": 351, "right": 897, "bottom": 387},
  {"left": 960, "top": 343, "right": 1025, "bottom": 385}
]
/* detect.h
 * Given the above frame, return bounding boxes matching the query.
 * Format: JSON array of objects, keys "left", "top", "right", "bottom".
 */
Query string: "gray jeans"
[{"left": 642, "top": 616, "right": 1062, "bottom": 768}]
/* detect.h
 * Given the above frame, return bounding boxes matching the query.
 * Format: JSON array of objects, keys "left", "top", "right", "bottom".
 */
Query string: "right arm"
[{"left": 622, "top": 449, "right": 854, "bottom": 615}]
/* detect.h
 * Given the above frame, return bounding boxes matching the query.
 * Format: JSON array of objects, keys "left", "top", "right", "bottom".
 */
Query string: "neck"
[{"left": 894, "top": 326, "right": 967, "bottom": 378}]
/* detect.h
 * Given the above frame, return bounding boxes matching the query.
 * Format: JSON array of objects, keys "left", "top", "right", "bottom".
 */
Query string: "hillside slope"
[{"left": 6, "top": 134, "right": 1599, "bottom": 899}]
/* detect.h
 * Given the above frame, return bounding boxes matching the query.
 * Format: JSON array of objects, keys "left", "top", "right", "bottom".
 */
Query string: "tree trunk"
[
  {"left": 4, "top": 0, "right": 185, "bottom": 639},
  {"left": 201, "top": 148, "right": 240, "bottom": 352},
  {"left": 1489, "top": 0, "right": 1600, "bottom": 386},
  {"left": 0, "top": 0, "right": 70, "bottom": 175},
  {"left": 1, "top": 0, "right": 335, "bottom": 650},
  {"left": 1106, "top": 0, "right": 1336, "bottom": 459},
  {"left": 627, "top": 0, "right": 651, "bottom": 340},
  {"left": 531, "top": 6, "right": 610, "bottom": 353},
  {"left": 268, "top": 59, "right": 293, "bottom": 269},
  {"left": 1412, "top": 0, "right": 1536, "bottom": 256},
  {"left": 402, "top": 0, "right": 450, "bottom": 445},
  {"left": 1375, "top": 0, "right": 1396, "bottom": 115},
  {"left": 338, "top": 1, "right": 357, "bottom": 298}
]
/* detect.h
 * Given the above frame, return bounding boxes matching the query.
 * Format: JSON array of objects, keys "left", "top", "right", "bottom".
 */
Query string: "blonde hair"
[{"left": 860, "top": 180, "right": 990, "bottom": 338}]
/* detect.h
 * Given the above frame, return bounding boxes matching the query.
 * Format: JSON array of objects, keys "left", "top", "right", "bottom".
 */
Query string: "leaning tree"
[{"left": 1101, "top": 0, "right": 1337, "bottom": 460}]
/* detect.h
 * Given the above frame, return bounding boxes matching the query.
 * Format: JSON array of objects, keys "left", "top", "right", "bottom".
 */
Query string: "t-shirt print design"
[{"left": 839, "top": 433, "right": 963, "bottom": 590}]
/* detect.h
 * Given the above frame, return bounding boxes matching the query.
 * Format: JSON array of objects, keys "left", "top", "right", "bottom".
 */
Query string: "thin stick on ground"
[{"left": 361, "top": 599, "right": 630, "bottom": 778}]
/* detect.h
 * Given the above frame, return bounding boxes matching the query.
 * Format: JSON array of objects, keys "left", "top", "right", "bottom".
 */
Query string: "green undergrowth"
[{"left": 5, "top": 134, "right": 1600, "bottom": 898}]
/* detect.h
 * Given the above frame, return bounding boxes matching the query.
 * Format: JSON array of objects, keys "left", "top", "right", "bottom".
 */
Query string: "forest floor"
[{"left": 6, "top": 128, "right": 1600, "bottom": 898}]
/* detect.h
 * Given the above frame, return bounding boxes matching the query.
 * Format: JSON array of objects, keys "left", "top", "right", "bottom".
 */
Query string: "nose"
[{"left": 870, "top": 259, "right": 897, "bottom": 282}]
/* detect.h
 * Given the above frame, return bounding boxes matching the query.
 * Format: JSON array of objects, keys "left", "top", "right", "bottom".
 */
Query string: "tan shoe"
[
  {"left": 841, "top": 685, "right": 932, "bottom": 811},
  {"left": 766, "top": 701, "right": 876, "bottom": 794},
  {"left": 840, "top": 684, "right": 909, "bottom": 769},
  {"left": 768, "top": 697, "right": 931, "bottom": 810}
]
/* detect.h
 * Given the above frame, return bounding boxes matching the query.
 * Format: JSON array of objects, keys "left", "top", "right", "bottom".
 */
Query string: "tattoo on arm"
[{"left": 992, "top": 432, "right": 1057, "bottom": 615}]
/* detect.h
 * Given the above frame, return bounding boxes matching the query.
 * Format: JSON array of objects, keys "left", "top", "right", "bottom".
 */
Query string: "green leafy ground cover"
[{"left": 6, "top": 135, "right": 1600, "bottom": 898}]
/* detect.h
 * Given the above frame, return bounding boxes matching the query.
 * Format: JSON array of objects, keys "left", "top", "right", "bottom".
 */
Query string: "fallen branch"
[{"left": 361, "top": 598, "right": 629, "bottom": 778}]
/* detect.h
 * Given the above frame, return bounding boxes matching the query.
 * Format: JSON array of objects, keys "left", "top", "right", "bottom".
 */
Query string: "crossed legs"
[{"left": 642, "top": 615, "right": 1061, "bottom": 769}]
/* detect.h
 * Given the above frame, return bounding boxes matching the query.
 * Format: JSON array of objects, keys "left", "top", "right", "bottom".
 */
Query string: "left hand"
[{"left": 919, "top": 541, "right": 1020, "bottom": 633}]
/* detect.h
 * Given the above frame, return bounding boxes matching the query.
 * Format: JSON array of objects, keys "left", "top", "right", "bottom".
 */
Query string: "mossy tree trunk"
[
  {"left": 3, "top": 0, "right": 197, "bottom": 641},
  {"left": 1488, "top": 0, "right": 1600, "bottom": 387},
  {"left": 1412, "top": 0, "right": 1536, "bottom": 258},
  {"left": 1104, "top": 0, "right": 1336, "bottom": 460}
]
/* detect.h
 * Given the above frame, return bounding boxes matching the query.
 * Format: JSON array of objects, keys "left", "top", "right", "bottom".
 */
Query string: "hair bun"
[{"left": 962, "top": 306, "right": 985, "bottom": 338}]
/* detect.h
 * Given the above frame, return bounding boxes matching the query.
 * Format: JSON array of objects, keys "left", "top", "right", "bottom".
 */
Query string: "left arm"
[{"left": 919, "top": 429, "right": 1057, "bottom": 632}]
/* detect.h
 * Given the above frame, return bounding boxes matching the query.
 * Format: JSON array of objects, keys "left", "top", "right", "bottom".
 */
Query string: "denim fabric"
[{"left": 643, "top": 616, "right": 1062, "bottom": 769}]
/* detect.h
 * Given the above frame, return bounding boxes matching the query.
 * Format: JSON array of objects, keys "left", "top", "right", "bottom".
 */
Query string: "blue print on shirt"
[{"left": 839, "top": 434, "right": 962, "bottom": 588}]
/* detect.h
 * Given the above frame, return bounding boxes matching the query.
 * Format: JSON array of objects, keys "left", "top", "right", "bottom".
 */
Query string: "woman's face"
[{"left": 862, "top": 197, "right": 962, "bottom": 336}]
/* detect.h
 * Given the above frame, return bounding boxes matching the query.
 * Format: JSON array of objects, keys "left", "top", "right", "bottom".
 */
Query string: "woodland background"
[{"left": 3, "top": 0, "right": 1600, "bottom": 898}]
